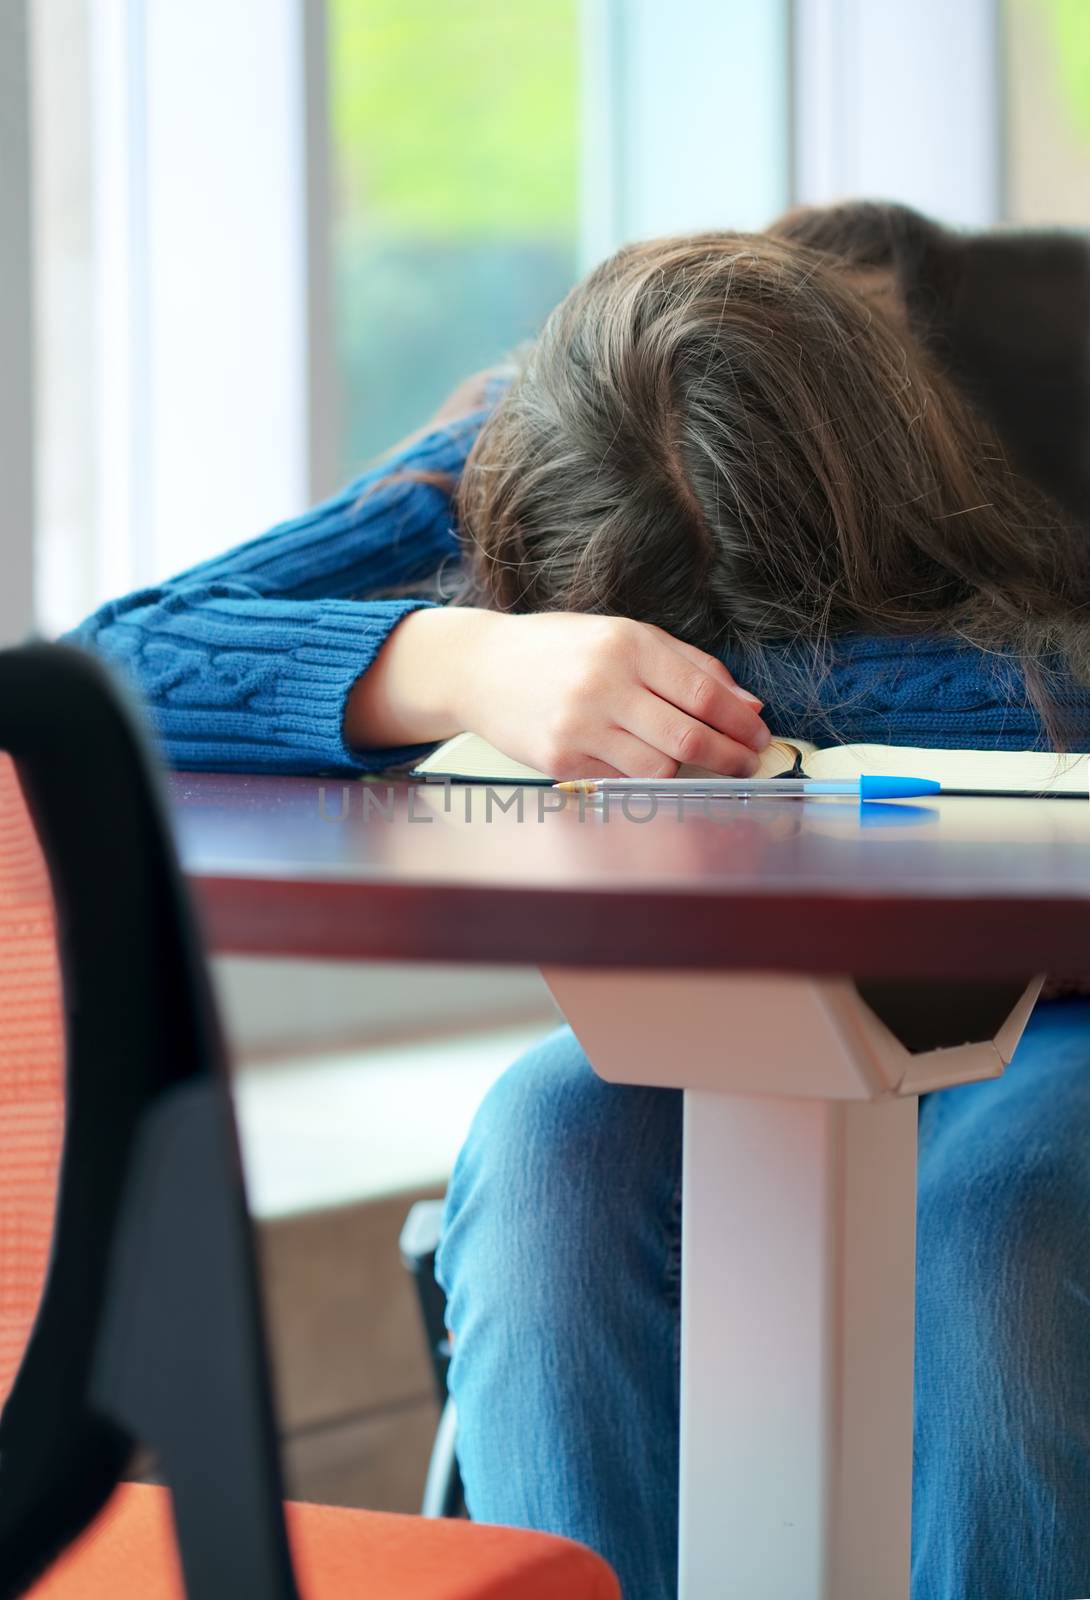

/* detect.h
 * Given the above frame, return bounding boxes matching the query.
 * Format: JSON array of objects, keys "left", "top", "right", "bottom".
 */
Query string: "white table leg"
[
  {"left": 679, "top": 1089, "right": 917, "bottom": 1600},
  {"left": 542, "top": 966, "right": 1039, "bottom": 1600}
]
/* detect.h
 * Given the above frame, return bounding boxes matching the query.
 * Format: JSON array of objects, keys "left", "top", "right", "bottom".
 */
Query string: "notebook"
[{"left": 410, "top": 730, "right": 1090, "bottom": 797}]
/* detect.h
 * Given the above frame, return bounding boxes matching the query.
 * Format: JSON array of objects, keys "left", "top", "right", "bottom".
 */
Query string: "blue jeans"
[{"left": 437, "top": 997, "right": 1090, "bottom": 1600}]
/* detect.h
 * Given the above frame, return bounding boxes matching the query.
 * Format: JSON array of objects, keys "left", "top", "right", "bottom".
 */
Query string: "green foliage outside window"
[
  {"left": 1038, "top": 0, "right": 1090, "bottom": 137},
  {"left": 328, "top": 0, "right": 579, "bottom": 472}
]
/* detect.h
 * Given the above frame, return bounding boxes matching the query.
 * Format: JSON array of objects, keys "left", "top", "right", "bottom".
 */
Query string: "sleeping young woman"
[{"left": 71, "top": 199, "right": 1090, "bottom": 1600}]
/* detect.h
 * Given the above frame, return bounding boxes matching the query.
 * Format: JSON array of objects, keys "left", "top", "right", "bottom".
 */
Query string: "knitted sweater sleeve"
[{"left": 63, "top": 415, "right": 485, "bottom": 774}]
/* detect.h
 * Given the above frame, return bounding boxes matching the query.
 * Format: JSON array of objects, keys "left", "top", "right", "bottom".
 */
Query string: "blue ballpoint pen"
[{"left": 554, "top": 775, "right": 942, "bottom": 800}]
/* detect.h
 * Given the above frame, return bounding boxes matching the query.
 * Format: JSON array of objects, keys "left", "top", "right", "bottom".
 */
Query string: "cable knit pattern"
[
  {"left": 729, "top": 634, "right": 1090, "bottom": 750},
  {"left": 63, "top": 417, "right": 480, "bottom": 774},
  {"left": 66, "top": 404, "right": 1090, "bottom": 772}
]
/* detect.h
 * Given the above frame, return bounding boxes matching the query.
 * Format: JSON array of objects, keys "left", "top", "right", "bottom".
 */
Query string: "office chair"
[{"left": 0, "top": 642, "right": 617, "bottom": 1600}]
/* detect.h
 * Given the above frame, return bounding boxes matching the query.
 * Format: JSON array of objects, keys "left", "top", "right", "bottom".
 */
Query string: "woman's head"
[{"left": 457, "top": 204, "right": 1090, "bottom": 724}]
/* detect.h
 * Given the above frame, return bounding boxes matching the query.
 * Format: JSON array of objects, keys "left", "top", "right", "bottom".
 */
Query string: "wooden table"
[{"left": 171, "top": 773, "right": 1090, "bottom": 1600}]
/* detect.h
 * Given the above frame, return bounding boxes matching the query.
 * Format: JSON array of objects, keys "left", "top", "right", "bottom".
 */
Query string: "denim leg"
[
  {"left": 914, "top": 997, "right": 1090, "bottom": 1600},
  {"left": 441, "top": 1000, "right": 1090, "bottom": 1600},
  {"left": 437, "top": 1024, "right": 683, "bottom": 1600}
]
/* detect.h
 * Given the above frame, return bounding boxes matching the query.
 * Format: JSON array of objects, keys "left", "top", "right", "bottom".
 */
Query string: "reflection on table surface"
[{"left": 169, "top": 773, "right": 1090, "bottom": 898}]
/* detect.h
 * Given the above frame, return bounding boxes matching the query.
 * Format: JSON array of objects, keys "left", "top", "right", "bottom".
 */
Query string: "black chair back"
[{"left": 0, "top": 643, "right": 298, "bottom": 1599}]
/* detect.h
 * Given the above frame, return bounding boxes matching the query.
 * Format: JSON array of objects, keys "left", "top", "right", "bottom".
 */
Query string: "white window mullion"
[
  {"left": 83, "top": 0, "right": 314, "bottom": 615},
  {"left": 302, "top": 0, "right": 338, "bottom": 505},
  {"left": 577, "top": 0, "right": 624, "bottom": 274},
  {"left": 579, "top": 0, "right": 792, "bottom": 268},
  {"left": 89, "top": 0, "right": 147, "bottom": 603},
  {"left": 1, "top": 0, "right": 35, "bottom": 645},
  {"left": 793, "top": 0, "right": 1002, "bottom": 227},
  {"left": 141, "top": 0, "right": 310, "bottom": 582}
]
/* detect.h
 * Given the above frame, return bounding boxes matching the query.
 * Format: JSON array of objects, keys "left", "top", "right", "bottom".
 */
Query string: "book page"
[
  {"left": 754, "top": 737, "right": 817, "bottom": 779},
  {"left": 411, "top": 731, "right": 551, "bottom": 783},
  {"left": 806, "top": 742, "right": 1089, "bottom": 795}
]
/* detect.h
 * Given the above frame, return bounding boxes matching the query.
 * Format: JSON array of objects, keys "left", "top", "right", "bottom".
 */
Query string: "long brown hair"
[{"left": 455, "top": 204, "right": 1090, "bottom": 736}]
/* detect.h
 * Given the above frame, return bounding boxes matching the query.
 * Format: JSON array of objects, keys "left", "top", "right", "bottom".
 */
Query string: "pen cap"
[{"left": 859, "top": 775, "right": 942, "bottom": 800}]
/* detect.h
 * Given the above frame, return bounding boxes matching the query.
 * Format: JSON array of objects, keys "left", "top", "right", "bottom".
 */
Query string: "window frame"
[
  {"left": 792, "top": 0, "right": 1002, "bottom": 227},
  {"left": 580, "top": 0, "right": 792, "bottom": 269},
  {"left": 32, "top": 0, "right": 320, "bottom": 632},
  {"left": 2, "top": 0, "right": 35, "bottom": 647}
]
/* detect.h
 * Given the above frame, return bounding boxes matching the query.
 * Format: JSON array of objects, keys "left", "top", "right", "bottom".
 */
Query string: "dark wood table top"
[{"left": 169, "top": 773, "right": 1090, "bottom": 979}]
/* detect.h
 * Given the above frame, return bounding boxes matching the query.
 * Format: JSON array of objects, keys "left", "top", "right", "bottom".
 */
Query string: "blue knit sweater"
[{"left": 66, "top": 407, "right": 1090, "bottom": 774}]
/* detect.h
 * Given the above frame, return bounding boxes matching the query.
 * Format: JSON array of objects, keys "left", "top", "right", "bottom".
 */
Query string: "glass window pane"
[
  {"left": 1003, "top": 0, "right": 1090, "bottom": 224},
  {"left": 327, "top": 0, "right": 579, "bottom": 476}
]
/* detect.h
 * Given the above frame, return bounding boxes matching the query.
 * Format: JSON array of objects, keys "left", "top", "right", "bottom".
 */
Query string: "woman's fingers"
[
  {"left": 549, "top": 730, "right": 679, "bottom": 781},
  {"left": 591, "top": 730, "right": 682, "bottom": 781},
  {"left": 647, "top": 626, "right": 764, "bottom": 709},
  {"left": 619, "top": 694, "right": 764, "bottom": 776},
  {"left": 636, "top": 638, "right": 771, "bottom": 755}
]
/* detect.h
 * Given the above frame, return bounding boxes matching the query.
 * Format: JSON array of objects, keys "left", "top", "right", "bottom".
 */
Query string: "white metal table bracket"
[{"left": 542, "top": 967, "right": 1043, "bottom": 1600}]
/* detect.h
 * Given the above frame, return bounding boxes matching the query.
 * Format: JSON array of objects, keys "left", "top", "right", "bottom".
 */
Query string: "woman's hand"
[
  {"left": 453, "top": 611, "right": 770, "bottom": 777},
  {"left": 345, "top": 608, "right": 771, "bottom": 778}
]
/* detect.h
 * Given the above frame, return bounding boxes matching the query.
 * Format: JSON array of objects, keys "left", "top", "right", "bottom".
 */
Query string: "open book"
[{"left": 411, "top": 730, "right": 1090, "bottom": 797}]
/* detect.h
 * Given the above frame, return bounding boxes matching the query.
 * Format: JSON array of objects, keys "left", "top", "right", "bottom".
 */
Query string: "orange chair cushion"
[{"left": 24, "top": 1483, "right": 620, "bottom": 1600}]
